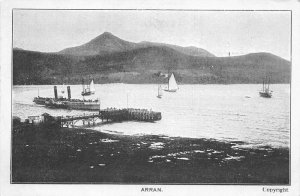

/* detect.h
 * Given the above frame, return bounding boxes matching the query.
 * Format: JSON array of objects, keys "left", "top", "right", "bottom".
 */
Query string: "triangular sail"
[
  {"left": 168, "top": 73, "right": 178, "bottom": 91},
  {"left": 90, "top": 80, "right": 95, "bottom": 93}
]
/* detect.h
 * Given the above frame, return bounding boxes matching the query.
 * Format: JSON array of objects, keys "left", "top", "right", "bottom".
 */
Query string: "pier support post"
[
  {"left": 67, "top": 86, "right": 71, "bottom": 100},
  {"left": 54, "top": 86, "right": 58, "bottom": 99}
]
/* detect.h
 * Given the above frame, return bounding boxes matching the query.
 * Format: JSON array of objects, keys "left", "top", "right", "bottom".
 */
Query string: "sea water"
[{"left": 13, "top": 84, "right": 290, "bottom": 148}]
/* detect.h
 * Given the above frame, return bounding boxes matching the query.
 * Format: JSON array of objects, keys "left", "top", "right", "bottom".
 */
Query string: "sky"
[{"left": 13, "top": 10, "right": 291, "bottom": 60}]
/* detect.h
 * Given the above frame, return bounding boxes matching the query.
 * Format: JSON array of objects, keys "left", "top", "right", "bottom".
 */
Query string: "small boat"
[
  {"left": 164, "top": 73, "right": 179, "bottom": 92},
  {"left": 81, "top": 79, "right": 96, "bottom": 96},
  {"left": 157, "top": 85, "right": 163, "bottom": 98},
  {"left": 33, "top": 88, "right": 52, "bottom": 105},
  {"left": 33, "top": 97, "right": 51, "bottom": 105},
  {"left": 259, "top": 78, "right": 272, "bottom": 98}
]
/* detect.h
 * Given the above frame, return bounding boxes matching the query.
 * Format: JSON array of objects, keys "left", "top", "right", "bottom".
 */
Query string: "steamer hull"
[
  {"left": 45, "top": 99, "right": 100, "bottom": 111},
  {"left": 65, "top": 102, "right": 100, "bottom": 111}
]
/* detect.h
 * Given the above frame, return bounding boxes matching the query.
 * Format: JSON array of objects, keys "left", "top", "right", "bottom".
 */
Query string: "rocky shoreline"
[{"left": 12, "top": 125, "right": 289, "bottom": 184}]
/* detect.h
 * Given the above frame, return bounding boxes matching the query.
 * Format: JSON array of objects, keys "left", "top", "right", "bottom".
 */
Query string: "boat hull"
[
  {"left": 45, "top": 100, "right": 100, "bottom": 111},
  {"left": 33, "top": 97, "right": 50, "bottom": 105},
  {"left": 81, "top": 91, "right": 95, "bottom": 96},
  {"left": 259, "top": 92, "right": 272, "bottom": 98},
  {"left": 65, "top": 102, "right": 100, "bottom": 111},
  {"left": 164, "top": 89, "right": 177, "bottom": 92}
]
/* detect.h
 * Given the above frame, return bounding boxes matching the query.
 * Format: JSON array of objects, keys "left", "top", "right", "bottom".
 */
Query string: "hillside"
[
  {"left": 59, "top": 32, "right": 214, "bottom": 57},
  {"left": 138, "top": 41, "right": 215, "bottom": 57},
  {"left": 13, "top": 46, "right": 291, "bottom": 85},
  {"left": 59, "top": 32, "right": 137, "bottom": 56}
]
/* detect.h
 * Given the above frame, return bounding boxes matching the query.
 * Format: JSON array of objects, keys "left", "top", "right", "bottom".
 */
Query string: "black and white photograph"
[
  {"left": 11, "top": 9, "right": 291, "bottom": 184},
  {"left": 1, "top": 0, "right": 300, "bottom": 195}
]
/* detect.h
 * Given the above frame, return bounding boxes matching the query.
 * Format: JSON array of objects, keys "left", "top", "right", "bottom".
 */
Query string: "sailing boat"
[
  {"left": 81, "top": 79, "right": 96, "bottom": 96},
  {"left": 259, "top": 77, "right": 272, "bottom": 98},
  {"left": 164, "top": 73, "right": 179, "bottom": 92},
  {"left": 157, "top": 85, "right": 163, "bottom": 98}
]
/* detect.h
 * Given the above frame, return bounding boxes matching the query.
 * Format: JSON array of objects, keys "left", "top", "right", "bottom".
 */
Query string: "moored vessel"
[
  {"left": 259, "top": 77, "right": 272, "bottom": 98},
  {"left": 33, "top": 97, "right": 51, "bottom": 105},
  {"left": 81, "top": 79, "right": 96, "bottom": 96},
  {"left": 46, "top": 98, "right": 100, "bottom": 111},
  {"left": 157, "top": 85, "right": 163, "bottom": 98},
  {"left": 34, "top": 85, "right": 100, "bottom": 111}
]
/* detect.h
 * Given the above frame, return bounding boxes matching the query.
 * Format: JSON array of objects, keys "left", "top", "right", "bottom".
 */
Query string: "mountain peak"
[
  {"left": 90, "top": 32, "right": 119, "bottom": 43},
  {"left": 102, "top": 31, "right": 113, "bottom": 36},
  {"left": 98, "top": 31, "right": 116, "bottom": 39},
  {"left": 59, "top": 32, "right": 136, "bottom": 56},
  {"left": 59, "top": 32, "right": 215, "bottom": 57}
]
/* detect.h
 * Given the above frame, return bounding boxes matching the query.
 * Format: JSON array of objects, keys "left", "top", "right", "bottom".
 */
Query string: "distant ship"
[
  {"left": 164, "top": 73, "right": 179, "bottom": 92},
  {"left": 81, "top": 79, "right": 96, "bottom": 96},
  {"left": 259, "top": 78, "right": 272, "bottom": 98},
  {"left": 157, "top": 85, "right": 163, "bottom": 98}
]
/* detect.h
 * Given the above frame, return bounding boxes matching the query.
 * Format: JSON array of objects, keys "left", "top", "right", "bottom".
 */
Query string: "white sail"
[
  {"left": 90, "top": 80, "right": 95, "bottom": 93},
  {"left": 168, "top": 73, "right": 178, "bottom": 91}
]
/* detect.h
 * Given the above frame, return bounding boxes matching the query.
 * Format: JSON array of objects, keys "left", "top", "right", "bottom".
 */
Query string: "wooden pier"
[{"left": 57, "top": 108, "right": 162, "bottom": 128}]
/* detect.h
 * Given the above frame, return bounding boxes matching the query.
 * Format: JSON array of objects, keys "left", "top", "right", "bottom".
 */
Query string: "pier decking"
[{"left": 57, "top": 108, "right": 161, "bottom": 127}]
